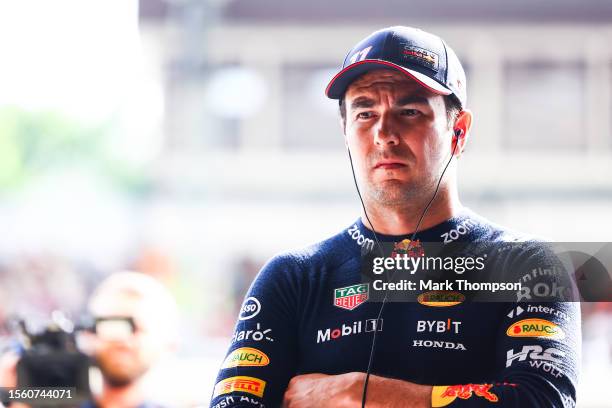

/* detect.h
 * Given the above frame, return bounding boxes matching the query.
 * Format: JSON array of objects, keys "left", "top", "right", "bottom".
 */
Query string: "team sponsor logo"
[
  {"left": 506, "top": 345, "right": 566, "bottom": 379},
  {"left": 222, "top": 347, "right": 270, "bottom": 368},
  {"left": 347, "top": 224, "right": 375, "bottom": 252},
  {"left": 390, "top": 239, "right": 424, "bottom": 258},
  {"left": 507, "top": 305, "right": 568, "bottom": 320},
  {"left": 417, "top": 319, "right": 462, "bottom": 334},
  {"left": 239, "top": 297, "right": 261, "bottom": 320},
  {"left": 517, "top": 267, "right": 570, "bottom": 301},
  {"left": 506, "top": 345, "right": 564, "bottom": 366},
  {"left": 412, "top": 339, "right": 467, "bottom": 351},
  {"left": 432, "top": 384, "right": 499, "bottom": 406},
  {"left": 232, "top": 323, "right": 274, "bottom": 343},
  {"left": 562, "top": 394, "right": 576, "bottom": 408},
  {"left": 334, "top": 283, "right": 369, "bottom": 310},
  {"left": 316, "top": 319, "right": 382, "bottom": 344},
  {"left": 213, "top": 376, "right": 266, "bottom": 398},
  {"left": 506, "top": 318, "right": 565, "bottom": 339},
  {"left": 532, "top": 305, "right": 568, "bottom": 319},
  {"left": 506, "top": 305, "right": 525, "bottom": 318},
  {"left": 521, "top": 266, "right": 564, "bottom": 282},
  {"left": 417, "top": 291, "right": 465, "bottom": 307},
  {"left": 440, "top": 219, "right": 476, "bottom": 244},
  {"left": 212, "top": 396, "right": 265, "bottom": 408},
  {"left": 517, "top": 282, "right": 568, "bottom": 301},
  {"left": 401, "top": 44, "right": 439, "bottom": 70}
]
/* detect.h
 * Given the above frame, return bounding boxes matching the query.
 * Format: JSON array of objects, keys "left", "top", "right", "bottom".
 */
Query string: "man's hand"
[
  {"left": 283, "top": 372, "right": 432, "bottom": 408},
  {"left": 283, "top": 372, "right": 363, "bottom": 408}
]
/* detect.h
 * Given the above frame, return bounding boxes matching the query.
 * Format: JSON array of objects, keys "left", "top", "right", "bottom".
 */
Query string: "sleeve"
[
  {"left": 431, "top": 244, "right": 581, "bottom": 407},
  {"left": 210, "top": 254, "right": 302, "bottom": 408}
]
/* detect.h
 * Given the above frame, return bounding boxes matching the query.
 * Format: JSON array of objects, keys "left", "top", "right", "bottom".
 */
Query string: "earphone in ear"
[{"left": 454, "top": 129, "right": 463, "bottom": 138}]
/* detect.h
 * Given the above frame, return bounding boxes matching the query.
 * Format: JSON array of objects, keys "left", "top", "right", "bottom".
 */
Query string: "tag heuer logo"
[{"left": 334, "top": 283, "right": 369, "bottom": 310}]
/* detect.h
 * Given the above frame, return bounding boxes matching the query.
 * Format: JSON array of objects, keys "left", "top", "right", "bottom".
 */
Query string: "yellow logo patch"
[
  {"left": 506, "top": 318, "right": 564, "bottom": 339},
  {"left": 213, "top": 376, "right": 266, "bottom": 398},
  {"left": 418, "top": 291, "right": 465, "bottom": 307},
  {"left": 221, "top": 347, "right": 270, "bottom": 368}
]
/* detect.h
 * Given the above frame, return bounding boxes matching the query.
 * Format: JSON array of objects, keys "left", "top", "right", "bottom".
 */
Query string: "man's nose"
[{"left": 374, "top": 111, "right": 400, "bottom": 146}]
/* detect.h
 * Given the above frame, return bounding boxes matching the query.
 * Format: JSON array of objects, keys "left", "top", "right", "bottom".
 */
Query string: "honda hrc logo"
[{"left": 506, "top": 345, "right": 564, "bottom": 368}]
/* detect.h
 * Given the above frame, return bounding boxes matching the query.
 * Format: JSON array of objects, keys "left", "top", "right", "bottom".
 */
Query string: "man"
[
  {"left": 211, "top": 26, "right": 580, "bottom": 408},
  {"left": 81, "top": 271, "right": 178, "bottom": 408},
  {"left": 0, "top": 271, "right": 178, "bottom": 408}
]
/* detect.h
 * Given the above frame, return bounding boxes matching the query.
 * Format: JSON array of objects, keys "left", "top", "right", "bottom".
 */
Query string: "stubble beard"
[{"left": 96, "top": 354, "right": 149, "bottom": 388}]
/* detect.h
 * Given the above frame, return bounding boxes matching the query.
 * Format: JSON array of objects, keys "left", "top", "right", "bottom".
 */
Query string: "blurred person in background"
[
  {"left": 0, "top": 271, "right": 178, "bottom": 408},
  {"left": 210, "top": 26, "right": 580, "bottom": 408},
  {"left": 81, "top": 271, "right": 178, "bottom": 408}
]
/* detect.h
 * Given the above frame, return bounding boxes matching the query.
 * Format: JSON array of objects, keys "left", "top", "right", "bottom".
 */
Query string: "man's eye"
[
  {"left": 401, "top": 109, "right": 420, "bottom": 116},
  {"left": 356, "top": 112, "right": 374, "bottom": 119}
]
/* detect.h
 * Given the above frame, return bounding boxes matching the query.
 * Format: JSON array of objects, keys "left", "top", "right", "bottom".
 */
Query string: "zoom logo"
[
  {"left": 347, "top": 225, "right": 375, "bottom": 252},
  {"left": 441, "top": 219, "right": 475, "bottom": 244}
]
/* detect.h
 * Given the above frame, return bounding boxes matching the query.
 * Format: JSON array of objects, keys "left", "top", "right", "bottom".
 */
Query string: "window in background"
[
  {"left": 202, "top": 65, "right": 269, "bottom": 150},
  {"left": 282, "top": 65, "right": 346, "bottom": 151},
  {"left": 503, "top": 61, "right": 586, "bottom": 151}
]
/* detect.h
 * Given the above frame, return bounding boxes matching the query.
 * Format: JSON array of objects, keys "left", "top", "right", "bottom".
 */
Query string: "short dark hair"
[{"left": 339, "top": 94, "right": 462, "bottom": 130}]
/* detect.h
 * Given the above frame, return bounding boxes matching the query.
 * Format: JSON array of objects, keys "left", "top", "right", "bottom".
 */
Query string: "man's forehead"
[{"left": 346, "top": 69, "right": 436, "bottom": 101}]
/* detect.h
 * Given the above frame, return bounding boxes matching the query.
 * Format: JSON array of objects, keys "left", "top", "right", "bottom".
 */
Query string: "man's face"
[
  {"left": 90, "top": 292, "right": 166, "bottom": 387},
  {"left": 344, "top": 69, "right": 453, "bottom": 206}
]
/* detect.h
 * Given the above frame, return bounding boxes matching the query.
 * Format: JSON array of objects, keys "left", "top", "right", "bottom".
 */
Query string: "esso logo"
[{"left": 239, "top": 297, "right": 261, "bottom": 320}]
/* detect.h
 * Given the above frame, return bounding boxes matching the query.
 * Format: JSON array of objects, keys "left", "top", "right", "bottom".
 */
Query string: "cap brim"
[{"left": 325, "top": 60, "right": 452, "bottom": 99}]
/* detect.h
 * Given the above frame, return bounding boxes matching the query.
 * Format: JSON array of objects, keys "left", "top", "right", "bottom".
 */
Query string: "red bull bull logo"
[
  {"left": 432, "top": 383, "right": 499, "bottom": 406},
  {"left": 391, "top": 239, "right": 424, "bottom": 258}
]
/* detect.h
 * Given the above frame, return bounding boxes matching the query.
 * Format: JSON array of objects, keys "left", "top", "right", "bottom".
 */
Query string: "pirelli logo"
[{"left": 213, "top": 376, "right": 266, "bottom": 398}]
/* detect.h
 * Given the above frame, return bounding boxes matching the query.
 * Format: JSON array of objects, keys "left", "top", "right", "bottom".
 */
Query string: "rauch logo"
[
  {"left": 221, "top": 347, "right": 270, "bottom": 368},
  {"left": 506, "top": 318, "right": 564, "bottom": 340}
]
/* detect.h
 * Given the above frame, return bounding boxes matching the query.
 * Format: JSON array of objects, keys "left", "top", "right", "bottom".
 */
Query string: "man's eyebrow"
[
  {"left": 349, "top": 97, "right": 376, "bottom": 111},
  {"left": 349, "top": 95, "right": 432, "bottom": 110},
  {"left": 395, "top": 95, "right": 431, "bottom": 106}
]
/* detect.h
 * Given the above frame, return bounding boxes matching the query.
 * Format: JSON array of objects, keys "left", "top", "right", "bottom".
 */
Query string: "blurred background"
[{"left": 0, "top": 0, "right": 611, "bottom": 406}]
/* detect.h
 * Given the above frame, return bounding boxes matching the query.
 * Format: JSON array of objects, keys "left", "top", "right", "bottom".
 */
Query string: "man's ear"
[{"left": 453, "top": 109, "right": 473, "bottom": 157}]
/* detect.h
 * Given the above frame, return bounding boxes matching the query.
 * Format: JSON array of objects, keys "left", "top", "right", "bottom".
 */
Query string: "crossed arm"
[{"left": 283, "top": 372, "right": 432, "bottom": 408}]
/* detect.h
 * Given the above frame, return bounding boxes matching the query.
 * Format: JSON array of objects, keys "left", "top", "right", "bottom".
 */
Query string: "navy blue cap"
[{"left": 325, "top": 26, "right": 467, "bottom": 107}]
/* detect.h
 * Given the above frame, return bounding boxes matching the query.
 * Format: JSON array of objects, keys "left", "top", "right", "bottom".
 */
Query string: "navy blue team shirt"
[{"left": 210, "top": 208, "right": 580, "bottom": 407}]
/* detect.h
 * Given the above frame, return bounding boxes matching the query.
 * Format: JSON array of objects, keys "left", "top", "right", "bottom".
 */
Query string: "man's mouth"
[{"left": 374, "top": 161, "right": 407, "bottom": 170}]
